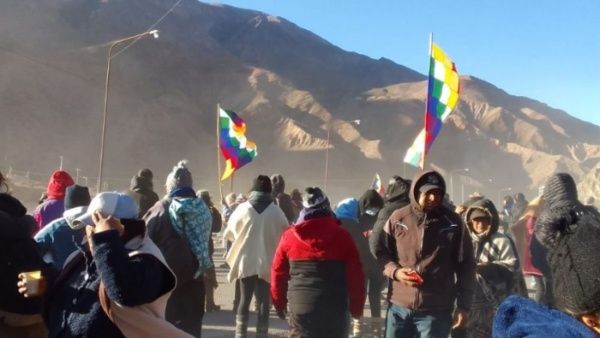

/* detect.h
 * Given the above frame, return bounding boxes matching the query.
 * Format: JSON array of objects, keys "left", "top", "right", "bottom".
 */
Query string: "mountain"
[{"left": 1, "top": 0, "right": 599, "bottom": 206}]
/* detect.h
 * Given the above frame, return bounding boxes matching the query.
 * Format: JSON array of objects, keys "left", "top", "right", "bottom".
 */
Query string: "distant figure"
[
  {"left": 510, "top": 196, "right": 549, "bottom": 303},
  {"left": 270, "top": 174, "right": 296, "bottom": 224},
  {"left": 197, "top": 190, "right": 223, "bottom": 312},
  {"left": 494, "top": 173, "right": 600, "bottom": 337},
  {"left": 128, "top": 168, "right": 160, "bottom": 218},
  {"left": 0, "top": 171, "right": 8, "bottom": 193},
  {"left": 290, "top": 188, "right": 303, "bottom": 219},
  {"left": 271, "top": 187, "right": 365, "bottom": 338},
  {"left": 357, "top": 189, "right": 385, "bottom": 335},
  {"left": 34, "top": 184, "right": 91, "bottom": 269},
  {"left": 33, "top": 170, "right": 74, "bottom": 232},
  {"left": 499, "top": 195, "right": 515, "bottom": 233},
  {"left": 512, "top": 193, "right": 528, "bottom": 220},
  {"left": 224, "top": 175, "right": 288, "bottom": 338},
  {"left": 144, "top": 161, "right": 213, "bottom": 337},
  {"left": 373, "top": 171, "right": 475, "bottom": 338}
]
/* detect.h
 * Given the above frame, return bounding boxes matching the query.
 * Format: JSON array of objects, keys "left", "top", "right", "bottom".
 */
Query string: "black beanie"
[
  {"left": 251, "top": 175, "right": 272, "bottom": 193},
  {"left": 64, "top": 185, "right": 91, "bottom": 210},
  {"left": 535, "top": 173, "right": 600, "bottom": 315}
]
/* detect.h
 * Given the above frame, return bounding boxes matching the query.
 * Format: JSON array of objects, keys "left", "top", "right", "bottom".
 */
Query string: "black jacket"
[
  {"left": 0, "top": 193, "right": 48, "bottom": 314},
  {"left": 46, "top": 228, "right": 174, "bottom": 338},
  {"left": 129, "top": 176, "right": 159, "bottom": 218},
  {"left": 369, "top": 176, "right": 411, "bottom": 258}
]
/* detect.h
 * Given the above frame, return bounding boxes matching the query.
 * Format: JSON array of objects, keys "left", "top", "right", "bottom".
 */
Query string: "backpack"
[{"left": 144, "top": 200, "right": 199, "bottom": 285}]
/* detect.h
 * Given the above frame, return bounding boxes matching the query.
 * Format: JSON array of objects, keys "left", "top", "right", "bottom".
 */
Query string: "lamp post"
[
  {"left": 323, "top": 119, "right": 360, "bottom": 193},
  {"left": 96, "top": 30, "right": 159, "bottom": 194},
  {"left": 449, "top": 168, "right": 469, "bottom": 203}
]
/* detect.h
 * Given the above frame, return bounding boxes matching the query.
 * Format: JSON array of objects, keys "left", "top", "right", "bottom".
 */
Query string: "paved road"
[{"left": 202, "top": 235, "right": 383, "bottom": 337}]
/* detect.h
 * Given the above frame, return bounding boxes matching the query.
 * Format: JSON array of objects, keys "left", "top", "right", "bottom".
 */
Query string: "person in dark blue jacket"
[{"left": 18, "top": 192, "right": 179, "bottom": 338}]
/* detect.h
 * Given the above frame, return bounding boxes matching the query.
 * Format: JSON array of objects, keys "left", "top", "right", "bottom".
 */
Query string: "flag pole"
[
  {"left": 216, "top": 104, "right": 224, "bottom": 204},
  {"left": 230, "top": 172, "right": 235, "bottom": 194},
  {"left": 421, "top": 33, "right": 433, "bottom": 170}
]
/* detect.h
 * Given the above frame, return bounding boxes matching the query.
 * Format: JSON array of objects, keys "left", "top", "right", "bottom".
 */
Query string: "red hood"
[{"left": 292, "top": 216, "right": 340, "bottom": 252}]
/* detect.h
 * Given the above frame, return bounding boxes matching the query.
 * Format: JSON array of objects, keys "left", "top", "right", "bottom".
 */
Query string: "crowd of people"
[{"left": 1, "top": 162, "right": 600, "bottom": 338}]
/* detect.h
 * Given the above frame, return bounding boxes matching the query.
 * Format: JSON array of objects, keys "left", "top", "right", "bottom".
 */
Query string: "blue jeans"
[{"left": 385, "top": 304, "right": 453, "bottom": 338}]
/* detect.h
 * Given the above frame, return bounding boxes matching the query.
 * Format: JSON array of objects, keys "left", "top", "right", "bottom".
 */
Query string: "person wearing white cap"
[{"left": 18, "top": 192, "right": 191, "bottom": 338}]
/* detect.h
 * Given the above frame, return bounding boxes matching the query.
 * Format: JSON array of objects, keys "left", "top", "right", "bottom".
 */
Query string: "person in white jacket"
[{"left": 224, "top": 175, "right": 288, "bottom": 338}]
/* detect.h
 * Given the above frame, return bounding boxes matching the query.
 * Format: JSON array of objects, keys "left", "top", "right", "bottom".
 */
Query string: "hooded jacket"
[
  {"left": 270, "top": 215, "right": 365, "bottom": 318},
  {"left": 493, "top": 295, "right": 597, "bottom": 338},
  {"left": 369, "top": 176, "right": 411, "bottom": 257},
  {"left": 465, "top": 198, "right": 520, "bottom": 309},
  {"left": 223, "top": 199, "right": 288, "bottom": 283},
  {"left": 373, "top": 170, "right": 475, "bottom": 311},
  {"left": 129, "top": 174, "right": 159, "bottom": 218},
  {"left": 358, "top": 189, "right": 384, "bottom": 232},
  {"left": 336, "top": 198, "right": 378, "bottom": 275},
  {"left": 271, "top": 175, "right": 296, "bottom": 223}
]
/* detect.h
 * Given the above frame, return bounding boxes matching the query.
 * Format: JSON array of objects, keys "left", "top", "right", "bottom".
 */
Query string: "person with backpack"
[
  {"left": 1, "top": 178, "right": 49, "bottom": 338},
  {"left": 144, "top": 160, "right": 213, "bottom": 337},
  {"left": 452, "top": 198, "right": 522, "bottom": 338}
]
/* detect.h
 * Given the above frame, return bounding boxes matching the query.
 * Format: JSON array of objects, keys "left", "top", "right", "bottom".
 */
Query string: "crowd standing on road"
[{"left": 1, "top": 165, "right": 600, "bottom": 338}]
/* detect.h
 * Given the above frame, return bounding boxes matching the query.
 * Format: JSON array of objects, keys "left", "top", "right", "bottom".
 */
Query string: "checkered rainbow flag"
[{"left": 404, "top": 40, "right": 460, "bottom": 168}]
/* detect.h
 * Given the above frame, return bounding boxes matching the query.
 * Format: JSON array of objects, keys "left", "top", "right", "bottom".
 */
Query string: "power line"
[{"left": 112, "top": 0, "right": 183, "bottom": 59}]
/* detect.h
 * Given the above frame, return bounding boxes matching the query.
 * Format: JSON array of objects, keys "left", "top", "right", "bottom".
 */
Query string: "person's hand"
[
  {"left": 86, "top": 211, "right": 124, "bottom": 252},
  {"left": 17, "top": 273, "right": 47, "bottom": 298},
  {"left": 92, "top": 211, "right": 124, "bottom": 234},
  {"left": 452, "top": 308, "right": 468, "bottom": 329},
  {"left": 394, "top": 268, "right": 420, "bottom": 287},
  {"left": 276, "top": 308, "right": 287, "bottom": 320}
]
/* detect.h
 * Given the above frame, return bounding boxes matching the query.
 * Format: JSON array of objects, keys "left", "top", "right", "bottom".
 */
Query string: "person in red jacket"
[{"left": 271, "top": 187, "right": 365, "bottom": 338}]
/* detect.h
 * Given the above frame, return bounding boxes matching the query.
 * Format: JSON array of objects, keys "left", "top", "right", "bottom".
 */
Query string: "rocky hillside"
[{"left": 1, "top": 0, "right": 598, "bottom": 205}]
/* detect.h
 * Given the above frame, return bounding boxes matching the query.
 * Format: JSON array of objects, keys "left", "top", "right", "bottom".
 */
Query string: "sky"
[{"left": 212, "top": 1, "right": 600, "bottom": 126}]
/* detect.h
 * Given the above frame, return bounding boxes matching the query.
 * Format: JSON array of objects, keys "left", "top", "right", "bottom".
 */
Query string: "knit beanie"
[
  {"left": 270, "top": 174, "right": 285, "bottom": 194},
  {"left": 302, "top": 187, "right": 330, "bottom": 209},
  {"left": 251, "top": 175, "right": 272, "bottom": 193},
  {"left": 535, "top": 172, "right": 600, "bottom": 315},
  {"left": 165, "top": 160, "right": 193, "bottom": 194},
  {"left": 138, "top": 168, "right": 153, "bottom": 180},
  {"left": 47, "top": 170, "right": 75, "bottom": 199},
  {"left": 64, "top": 185, "right": 91, "bottom": 210}
]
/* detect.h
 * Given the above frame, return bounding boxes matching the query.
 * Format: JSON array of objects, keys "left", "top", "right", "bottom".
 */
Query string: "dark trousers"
[
  {"left": 166, "top": 278, "right": 205, "bottom": 338},
  {"left": 236, "top": 276, "right": 270, "bottom": 328},
  {"left": 288, "top": 310, "right": 349, "bottom": 338},
  {"left": 366, "top": 270, "right": 384, "bottom": 317}
]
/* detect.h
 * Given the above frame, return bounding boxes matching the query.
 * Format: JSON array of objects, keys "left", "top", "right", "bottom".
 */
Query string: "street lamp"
[
  {"left": 449, "top": 168, "right": 469, "bottom": 203},
  {"left": 96, "top": 30, "right": 159, "bottom": 194},
  {"left": 323, "top": 119, "right": 360, "bottom": 192}
]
